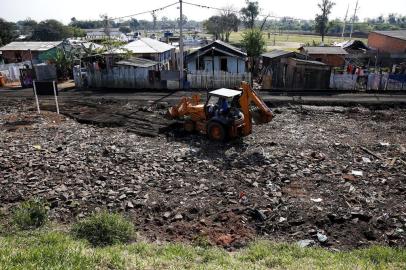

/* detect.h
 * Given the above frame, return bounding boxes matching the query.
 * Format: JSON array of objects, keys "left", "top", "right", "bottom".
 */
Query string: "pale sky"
[{"left": 1, "top": 0, "right": 405, "bottom": 24}]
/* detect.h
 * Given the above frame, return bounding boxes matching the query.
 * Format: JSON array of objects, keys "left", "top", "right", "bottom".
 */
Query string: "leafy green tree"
[
  {"left": 241, "top": 28, "right": 266, "bottom": 73},
  {"left": 31, "top": 20, "right": 72, "bottom": 41},
  {"left": 129, "top": 19, "right": 140, "bottom": 31},
  {"left": 204, "top": 16, "right": 222, "bottom": 40},
  {"left": 119, "top": 26, "right": 131, "bottom": 34},
  {"left": 240, "top": 1, "right": 260, "bottom": 29},
  {"left": 315, "top": 0, "right": 335, "bottom": 42},
  {"left": 17, "top": 18, "right": 38, "bottom": 37},
  {"left": 0, "top": 18, "right": 17, "bottom": 46}
]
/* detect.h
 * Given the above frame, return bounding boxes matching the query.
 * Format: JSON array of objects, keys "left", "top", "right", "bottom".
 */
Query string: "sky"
[{"left": 1, "top": 0, "right": 406, "bottom": 24}]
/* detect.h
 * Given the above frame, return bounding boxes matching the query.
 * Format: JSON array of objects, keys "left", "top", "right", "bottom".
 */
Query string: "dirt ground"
[{"left": 0, "top": 98, "right": 405, "bottom": 250}]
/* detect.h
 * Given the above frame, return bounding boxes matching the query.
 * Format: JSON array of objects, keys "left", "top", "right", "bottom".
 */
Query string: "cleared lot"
[{"left": 0, "top": 98, "right": 405, "bottom": 250}]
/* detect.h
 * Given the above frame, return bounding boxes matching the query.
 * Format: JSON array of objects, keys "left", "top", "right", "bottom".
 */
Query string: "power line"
[{"left": 109, "top": 2, "right": 179, "bottom": 21}]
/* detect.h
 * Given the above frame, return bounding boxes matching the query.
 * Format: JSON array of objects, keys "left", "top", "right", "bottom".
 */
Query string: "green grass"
[
  {"left": 0, "top": 231, "right": 405, "bottom": 270},
  {"left": 227, "top": 32, "right": 368, "bottom": 51},
  {"left": 12, "top": 198, "right": 49, "bottom": 230},
  {"left": 71, "top": 211, "right": 135, "bottom": 247}
]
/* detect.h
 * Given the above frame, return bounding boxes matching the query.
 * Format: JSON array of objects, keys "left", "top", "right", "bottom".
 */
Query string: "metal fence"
[{"left": 330, "top": 73, "right": 406, "bottom": 91}]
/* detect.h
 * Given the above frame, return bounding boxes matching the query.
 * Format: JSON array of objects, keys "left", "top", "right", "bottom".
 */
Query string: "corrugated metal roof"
[
  {"left": 123, "top": 38, "right": 174, "bottom": 54},
  {"left": 116, "top": 57, "right": 159, "bottom": 68},
  {"left": 0, "top": 41, "right": 63, "bottom": 51},
  {"left": 186, "top": 40, "right": 246, "bottom": 61},
  {"left": 262, "top": 50, "right": 295, "bottom": 59},
  {"left": 301, "top": 46, "right": 348, "bottom": 55},
  {"left": 372, "top": 30, "right": 406, "bottom": 41}
]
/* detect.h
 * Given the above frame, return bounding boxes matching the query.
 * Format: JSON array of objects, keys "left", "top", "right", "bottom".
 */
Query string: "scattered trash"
[
  {"left": 362, "top": 157, "right": 372, "bottom": 163},
  {"left": 297, "top": 239, "right": 316, "bottom": 248},
  {"left": 311, "top": 198, "right": 323, "bottom": 203},
  {"left": 33, "top": 145, "right": 42, "bottom": 150},
  {"left": 317, "top": 233, "right": 328, "bottom": 243},
  {"left": 279, "top": 217, "right": 287, "bottom": 223},
  {"left": 380, "top": 142, "right": 390, "bottom": 147},
  {"left": 351, "top": 170, "right": 363, "bottom": 177}
]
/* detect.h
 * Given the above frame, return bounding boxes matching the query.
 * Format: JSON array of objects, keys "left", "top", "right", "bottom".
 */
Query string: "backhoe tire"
[
  {"left": 208, "top": 121, "right": 227, "bottom": 142},
  {"left": 184, "top": 120, "right": 195, "bottom": 133}
]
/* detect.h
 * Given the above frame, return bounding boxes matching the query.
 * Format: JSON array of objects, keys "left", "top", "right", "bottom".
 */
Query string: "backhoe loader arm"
[
  {"left": 239, "top": 82, "right": 273, "bottom": 136},
  {"left": 167, "top": 94, "right": 205, "bottom": 120}
]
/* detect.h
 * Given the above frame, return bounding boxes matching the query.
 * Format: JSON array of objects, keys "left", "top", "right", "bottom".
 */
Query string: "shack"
[
  {"left": 283, "top": 58, "right": 331, "bottom": 90},
  {"left": 299, "top": 46, "right": 348, "bottom": 67},
  {"left": 261, "top": 50, "right": 306, "bottom": 88},
  {"left": 186, "top": 40, "right": 247, "bottom": 73},
  {"left": 0, "top": 41, "right": 63, "bottom": 64}
]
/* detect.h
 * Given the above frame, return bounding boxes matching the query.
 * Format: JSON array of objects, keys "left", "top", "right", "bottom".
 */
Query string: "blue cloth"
[{"left": 221, "top": 99, "right": 228, "bottom": 112}]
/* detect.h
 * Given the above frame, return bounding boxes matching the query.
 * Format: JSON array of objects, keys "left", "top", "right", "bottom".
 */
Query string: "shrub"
[
  {"left": 71, "top": 211, "right": 134, "bottom": 247},
  {"left": 13, "top": 198, "right": 49, "bottom": 230}
]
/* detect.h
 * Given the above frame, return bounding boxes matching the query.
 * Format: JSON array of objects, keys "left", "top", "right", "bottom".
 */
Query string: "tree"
[
  {"left": 151, "top": 12, "right": 157, "bottom": 31},
  {"left": 241, "top": 28, "right": 266, "bottom": 73},
  {"left": 240, "top": 1, "right": 260, "bottom": 29},
  {"left": 17, "top": 18, "right": 38, "bottom": 37},
  {"left": 315, "top": 0, "right": 335, "bottom": 42},
  {"left": 220, "top": 7, "right": 240, "bottom": 42},
  {"left": 119, "top": 26, "right": 131, "bottom": 34},
  {"left": 129, "top": 19, "right": 140, "bottom": 31},
  {"left": 31, "top": 20, "right": 72, "bottom": 41},
  {"left": 0, "top": 18, "right": 17, "bottom": 46},
  {"left": 204, "top": 16, "right": 222, "bottom": 40}
]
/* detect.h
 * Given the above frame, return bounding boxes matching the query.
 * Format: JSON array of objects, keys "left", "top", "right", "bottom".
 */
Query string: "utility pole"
[
  {"left": 179, "top": 0, "right": 184, "bottom": 88},
  {"left": 341, "top": 4, "right": 349, "bottom": 38},
  {"left": 349, "top": 0, "right": 359, "bottom": 40}
]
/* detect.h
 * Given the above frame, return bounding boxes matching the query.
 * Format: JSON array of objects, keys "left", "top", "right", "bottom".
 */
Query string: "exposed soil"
[{"left": 0, "top": 99, "right": 405, "bottom": 250}]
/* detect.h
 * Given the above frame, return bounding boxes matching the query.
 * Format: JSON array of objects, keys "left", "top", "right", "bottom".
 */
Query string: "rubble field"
[{"left": 0, "top": 98, "right": 405, "bottom": 250}]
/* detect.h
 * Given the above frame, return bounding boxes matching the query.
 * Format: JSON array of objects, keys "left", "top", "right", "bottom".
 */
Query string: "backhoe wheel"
[
  {"left": 184, "top": 120, "right": 195, "bottom": 133},
  {"left": 208, "top": 122, "right": 226, "bottom": 142}
]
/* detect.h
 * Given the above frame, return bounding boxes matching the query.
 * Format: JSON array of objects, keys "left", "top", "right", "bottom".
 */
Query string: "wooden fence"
[{"left": 187, "top": 71, "right": 252, "bottom": 89}]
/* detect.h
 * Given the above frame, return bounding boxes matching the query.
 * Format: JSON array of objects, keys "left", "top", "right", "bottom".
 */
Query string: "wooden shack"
[{"left": 280, "top": 58, "right": 331, "bottom": 90}]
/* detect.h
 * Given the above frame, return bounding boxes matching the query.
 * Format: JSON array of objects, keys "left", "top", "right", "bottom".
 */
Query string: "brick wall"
[
  {"left": 368, "top": 32, "right": 406, "bottom": 54},
  {"left": 1, "top": 51, "right": 40, "bottom": 64},
  {"left": 308, "top": 54, "right": 345, "bottom": 67}
]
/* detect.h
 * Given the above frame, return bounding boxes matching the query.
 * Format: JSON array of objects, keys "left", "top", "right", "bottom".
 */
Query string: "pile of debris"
[{"left": 0, "top": 100, "right": 405, "bottom": 250}]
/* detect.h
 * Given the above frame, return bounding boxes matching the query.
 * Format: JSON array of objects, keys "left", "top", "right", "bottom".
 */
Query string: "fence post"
[
  {"left": 33, "top": 80, "right": 41, "bottom": 114},
  {"left": 53, "top": 81, "right": 60, "bottom": 114}
]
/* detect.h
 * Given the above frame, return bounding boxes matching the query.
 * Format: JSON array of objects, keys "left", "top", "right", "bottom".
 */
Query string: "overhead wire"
[
  {"left": 109, "top": 2, "right": 179, "bottom": 21},
  {"left": 106, "top": 0, "right": 406, "bottom": 28}
]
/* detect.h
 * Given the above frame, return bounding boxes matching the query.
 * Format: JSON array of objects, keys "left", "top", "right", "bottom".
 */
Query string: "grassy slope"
[{"left": 0, "top": 231, "right": 405, "bottom": 270}]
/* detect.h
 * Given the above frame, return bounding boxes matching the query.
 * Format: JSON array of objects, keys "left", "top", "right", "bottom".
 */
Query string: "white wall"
[{"left": 187, "top": 56, "right": 246, "bottom": 73}]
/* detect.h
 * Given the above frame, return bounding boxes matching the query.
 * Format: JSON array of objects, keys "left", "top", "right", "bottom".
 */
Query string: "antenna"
[
  {"left": 349, "top": 0, "right": 359, "bottom": 40},
  {"left": 341, "top": 4, "right": 349, "bottom": 38}
]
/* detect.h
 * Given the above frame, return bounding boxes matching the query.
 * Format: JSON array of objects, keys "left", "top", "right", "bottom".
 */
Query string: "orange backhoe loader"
[{"left": 167, "top": 82, "right": 273, "bottom": 141}]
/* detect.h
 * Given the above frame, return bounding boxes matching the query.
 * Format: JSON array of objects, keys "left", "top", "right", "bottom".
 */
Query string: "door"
[{"left": 220, "top": 58, "right": 228, "bottom": 72}]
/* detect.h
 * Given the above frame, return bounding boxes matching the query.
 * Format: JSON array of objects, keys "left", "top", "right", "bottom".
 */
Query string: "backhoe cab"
[{"left": 167, "top": 82, "right": 273, "bottom": 141}]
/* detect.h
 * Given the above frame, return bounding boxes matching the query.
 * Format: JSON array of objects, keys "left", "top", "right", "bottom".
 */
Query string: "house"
[
  {"left": 84, "top": 28, "right": 128, "bottom": 42},
  {"left": 0, "top": 41, "right": 63, "bottom": 64},
  {"left": 299, "top": 46, "right": 348, "bottom": 67},
  {"left": 186, "top": 40, "right": 247, "bottom": 74},
  {"left": 368, "top": 30, "right": 406, "bottom": 54},
  {"left": 122, "top": 38, "right": 175, "bottom": 69},
  {"left": 280, "top": 58, "right": 331, "bottom": 90}
]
